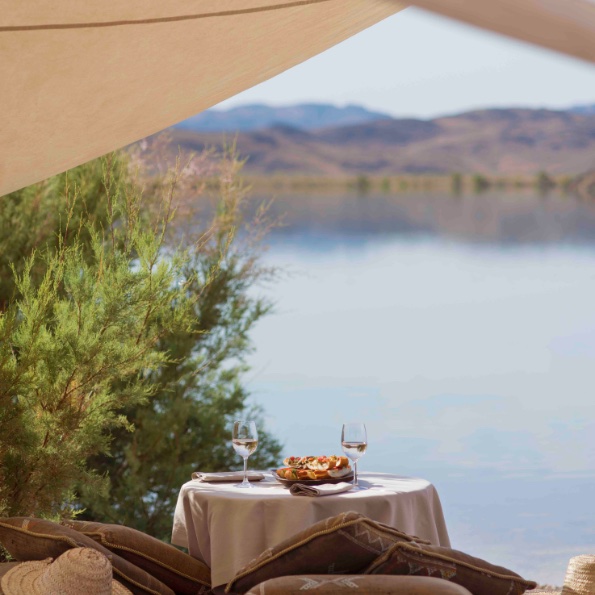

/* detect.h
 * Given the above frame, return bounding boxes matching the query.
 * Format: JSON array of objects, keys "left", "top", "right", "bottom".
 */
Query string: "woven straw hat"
[
  {"left": 561, "top": 555, "right": 595, "bottom": 595},
  {"left": 0, "top": 547, "right": 131, "bottom": 595}
]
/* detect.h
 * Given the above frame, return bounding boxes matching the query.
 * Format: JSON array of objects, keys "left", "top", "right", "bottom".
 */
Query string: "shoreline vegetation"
[
  {"left": 135, "top": 131, "right": 595, "bottom": 200},
  {"left": 208, "top": 171, "right": 594, "bottom": 198}
]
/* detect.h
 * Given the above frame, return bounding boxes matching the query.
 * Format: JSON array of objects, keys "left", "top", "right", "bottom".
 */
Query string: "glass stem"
[
  {"left": 353, "top": 460, "right": 358, "bottom": 486},
  {"left": 243, "top": 456, "right": 248, "bottom": 484}
]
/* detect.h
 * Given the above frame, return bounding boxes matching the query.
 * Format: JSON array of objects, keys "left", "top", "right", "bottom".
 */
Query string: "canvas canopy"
[
  {"left": 1, "top": 0, "right": 595, "bottom": 197},
  {"left": 0, "top": 0, "right": 404, "bottom": 197},
  {"left": 411, "top": 0, "right": 595, "bottom": 66}
]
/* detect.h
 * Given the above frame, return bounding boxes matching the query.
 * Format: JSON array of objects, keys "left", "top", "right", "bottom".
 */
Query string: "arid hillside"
[{"left": 160, "top": 108, "right": 595, "bottom": 176}]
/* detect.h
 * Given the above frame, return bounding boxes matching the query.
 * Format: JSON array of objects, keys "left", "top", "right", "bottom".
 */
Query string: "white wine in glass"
[
  {"left": 232, "top": 420, "right": 258, "bottom": 488},
  {"left": 341, "top": 423, "right": 367, "bottom": 490}
]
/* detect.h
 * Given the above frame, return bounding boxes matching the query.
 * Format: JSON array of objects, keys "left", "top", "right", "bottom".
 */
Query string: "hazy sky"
[{"left": 217, "top": 7, "right": 595, "bottom": 118}]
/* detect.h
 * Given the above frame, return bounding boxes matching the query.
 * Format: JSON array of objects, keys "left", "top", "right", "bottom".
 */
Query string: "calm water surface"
[{"left": 242, "top": 192, "right": 595, "bottom": 585}]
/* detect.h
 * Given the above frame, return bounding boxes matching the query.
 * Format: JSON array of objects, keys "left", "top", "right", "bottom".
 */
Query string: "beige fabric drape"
[
  {"left": 2, "top": 0, "right": 595, "bottom": 197},
  {"left": 410, "top": 0, "right": 595, "bottom": 65},
  {"left": 0, "top": 0, "right": 404, "bottom": 197}
]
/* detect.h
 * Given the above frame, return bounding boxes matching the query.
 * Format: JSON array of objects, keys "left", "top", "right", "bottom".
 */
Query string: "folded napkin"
[
  {"left": 191, "top": 471, "right": 265, "bottom": 482},
  {"left": 289, "top": 482, "right": 353, "bottom": 497}
]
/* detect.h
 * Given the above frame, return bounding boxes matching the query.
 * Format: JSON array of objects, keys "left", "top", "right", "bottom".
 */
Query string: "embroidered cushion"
[
  {"left": 0, "top": 518, "right": 174, "bottom": 595},
  {"left": 365, "top": 541, "right": 537, "bottom": 595},
  {"left": 225, "top": 511, "right": 427, "bottom": 594},
  {"left": 245, "top": 574, "right": 473, "bottom": 594},
  {"left": 62, "top": 520, "right": 211, "bottom": 595}
]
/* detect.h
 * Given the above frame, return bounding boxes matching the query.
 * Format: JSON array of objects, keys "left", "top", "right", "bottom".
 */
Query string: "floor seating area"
[
  {"left": 0, "top": 512, "right": 575, "bottom": 595},
  {"left": 172, "top": 472, "right": 452, "bottom": 586}
]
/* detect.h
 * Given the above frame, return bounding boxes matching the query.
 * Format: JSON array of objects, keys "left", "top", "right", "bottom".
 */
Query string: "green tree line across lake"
[{"left": 242, "top": 170, "right": 576, "bottom": 196}]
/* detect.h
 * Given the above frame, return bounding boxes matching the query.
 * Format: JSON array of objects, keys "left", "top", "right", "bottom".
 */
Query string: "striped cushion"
[
  {"left": 0, "top": 518, "right": 173, "bottom": 595},
  {"left": 226, "top": 511, "right": 426, "bottom": 594},
  {"left": 62, "top": 520, "right": 211, "bottom": 594},
  {"left": 365, "top": 540, "right": 537, "bottom": 595}
]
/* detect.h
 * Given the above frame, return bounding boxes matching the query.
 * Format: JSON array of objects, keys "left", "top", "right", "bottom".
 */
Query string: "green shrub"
[
  {"left": 355, "top": 174, "right": 371, "bottom": 195},
  {"left": 472, "top": 174, "right": 490, "bottom": 193},
  {"left": 536, "top": 171, "right": 556, "bottom": 194},
  {"left": 0, "top": 150, "right": 281, "bottom": 535}
]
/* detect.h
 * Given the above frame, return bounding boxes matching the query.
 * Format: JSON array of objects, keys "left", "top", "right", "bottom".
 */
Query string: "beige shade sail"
[
  {"left": 2, "top": 0, "right": 595, "bottom": 197},
  {"left": 0, "top": 0, "right": 405, "bottom": 197},
  {"left": 409, "top": 0, "right": 595, "bottom": 66}
]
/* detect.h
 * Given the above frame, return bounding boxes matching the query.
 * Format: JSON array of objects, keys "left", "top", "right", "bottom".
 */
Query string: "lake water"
[{"left": 243, "top": 191, "right": 595, "bottom": 586}]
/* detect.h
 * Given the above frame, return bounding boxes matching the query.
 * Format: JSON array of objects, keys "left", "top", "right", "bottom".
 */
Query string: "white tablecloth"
[{"left": 171, "top": 472, "right": 451, "bottom": 587}]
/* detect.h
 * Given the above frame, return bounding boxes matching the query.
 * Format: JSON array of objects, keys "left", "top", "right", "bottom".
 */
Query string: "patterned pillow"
[
  {"left": 0, "top": 518, "right": 174, "bottom": 595},
  {"left": 245, "top": 575, "right": 473, "bottom": 594},
  {"left": 364, "top": 541, "right": 537, "bottom": 595},
  {"left": 225, "top": 511, "right": 426, "bottom": 594},
  {"left": 62, "top": 520, "right": 211, "bottom": 595}
]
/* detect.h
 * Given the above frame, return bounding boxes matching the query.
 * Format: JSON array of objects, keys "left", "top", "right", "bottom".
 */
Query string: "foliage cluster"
[{"left": 0, "top": 150, "right": 281, "bottom": 538}]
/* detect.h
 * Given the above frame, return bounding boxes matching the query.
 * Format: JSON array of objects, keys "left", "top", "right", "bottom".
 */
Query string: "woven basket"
[{"left": 561, "top": 555, "right": 595, "bottom": 595}]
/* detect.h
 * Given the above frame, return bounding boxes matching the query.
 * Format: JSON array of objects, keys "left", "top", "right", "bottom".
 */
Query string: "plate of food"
[{"left": 273, "top": 455, "right": 354, "bottom": 486}]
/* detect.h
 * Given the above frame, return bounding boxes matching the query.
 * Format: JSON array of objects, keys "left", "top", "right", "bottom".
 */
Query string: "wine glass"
[
  {"left": 232, "top": 420, "right": 259, "bottom": 488},
  {"left": 341, "top": 423, "right": 367, "bottom": 490}
]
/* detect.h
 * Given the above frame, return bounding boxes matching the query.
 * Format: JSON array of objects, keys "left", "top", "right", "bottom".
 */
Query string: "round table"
[{"left": 171, "top": 472, "right": 451, "bottom": 588}]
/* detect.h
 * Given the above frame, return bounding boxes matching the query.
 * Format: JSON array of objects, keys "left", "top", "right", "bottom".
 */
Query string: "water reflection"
[
  {"left": 241, "top": 192, "right": 595, "bottom": 586},
  {"left": 254, "top": 191, "right": 595, "bottom": 246}
]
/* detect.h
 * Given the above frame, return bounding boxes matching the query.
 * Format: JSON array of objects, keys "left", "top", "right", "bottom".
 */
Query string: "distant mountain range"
[
  {"left": 175, "top": 102, "right": 595, "bottom": 132},
  {"left": 160, "top": 103, "right": 595, "bottom": 176},
  {"left": 569, "top": 104, "right": 595, "bottom": 115},
  {"left": 175, "top": 103, "right": 392, "bottom": 132}
]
